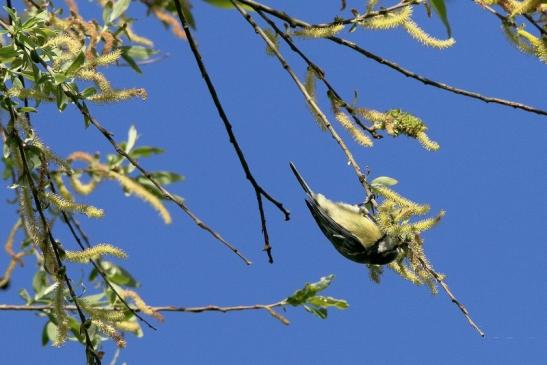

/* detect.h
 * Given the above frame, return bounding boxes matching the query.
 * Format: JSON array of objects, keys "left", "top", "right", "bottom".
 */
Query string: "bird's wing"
[{"left": 305, "top": 199, "right": 374, "bottom": 264}]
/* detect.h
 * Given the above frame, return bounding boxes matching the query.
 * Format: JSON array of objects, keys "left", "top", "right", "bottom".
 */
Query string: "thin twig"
[
  {"left": 416, "top": 256, "right": 485, "bottom": 337},
  {"left": 231, "top": 1, "right": 375, "bottom": 202},
  {"left": 255, "top": 9, "right": 380, "bottom": 138},
  {"left": 172, "top": 0, "right": 291, "bottom": 263},
  {"left": 236, "top": 0, "right": 547, "bottom": 117},
  {"left": 0, "top": 301, "right": 290, "bottom": 325}
]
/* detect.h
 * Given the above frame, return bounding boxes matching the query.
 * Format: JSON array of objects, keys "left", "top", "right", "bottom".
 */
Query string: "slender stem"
[
  {"left": 172, "top": 0, "right": 291, "bottom": 263},
  {"left": 416, "top": 256, "right": 485, "bottom": 337},
  {"left": 0, "top": 301, "right": 290, "bottom": 325}
]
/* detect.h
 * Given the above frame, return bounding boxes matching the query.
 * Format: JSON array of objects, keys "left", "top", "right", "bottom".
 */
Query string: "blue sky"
[{"left": 1, "top": 1, "right": 546, "bottom": 364}]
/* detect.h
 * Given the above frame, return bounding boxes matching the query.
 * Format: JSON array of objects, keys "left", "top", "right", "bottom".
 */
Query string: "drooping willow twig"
[
  {"left": 172, "top": 0, "right": 291, "bottom": 263},
  {"left": 48, "top": 172, "right": 158, "bottom": 331},
  {"left": 0, "top": 20, "right": 252, "bottom": 266},
  {"left": 236, "top": 0, "right": 547, "bottom": 117},
  {"left": 2, "top": 100, "right": 101, "bottom": 365}
]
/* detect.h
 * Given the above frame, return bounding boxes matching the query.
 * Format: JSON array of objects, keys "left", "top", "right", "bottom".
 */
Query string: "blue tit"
[{"left": 290, "top": 162, "right": 402, "bottom": 265}]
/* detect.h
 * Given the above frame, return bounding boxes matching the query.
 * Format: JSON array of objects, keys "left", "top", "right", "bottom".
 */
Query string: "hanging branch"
[
  {"left": 236, "top": 0, "right": 547, "bottom": 117},
  {"left": 48, "top": 173, "right": 158, "bottom": 331},
  {"left": 2, "top": 103, "right": 101, "bottom": 365},
  {"left": 0, "top": 21, "right": 252, "bottom": 266},
  {"left": 172, "top": 0, "right": 291, "bottom": 263}
]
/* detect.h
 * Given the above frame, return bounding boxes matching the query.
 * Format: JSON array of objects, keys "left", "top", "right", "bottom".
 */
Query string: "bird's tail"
[{"left": 289, "top": 162, "right": 314, "bottom": 197}]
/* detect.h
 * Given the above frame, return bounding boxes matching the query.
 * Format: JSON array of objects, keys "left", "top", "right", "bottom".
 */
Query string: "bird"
[{"left": 289, "top": 162, "right": 402, "bottom": 265}]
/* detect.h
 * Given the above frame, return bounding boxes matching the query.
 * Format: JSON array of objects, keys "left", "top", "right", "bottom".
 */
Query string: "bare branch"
[
  {"left": 172, "top": 0, "right": 291, "bottom": 263},
  {"left": 0, "top": 301, "right": 290, "bottom": 325},
  {"left": 415, "top": 256, "right": 485, "bottom": 337}
]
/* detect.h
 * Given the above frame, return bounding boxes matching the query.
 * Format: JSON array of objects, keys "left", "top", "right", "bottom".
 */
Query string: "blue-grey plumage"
[{"left": 289, "top": 162, "right": 401, "bottom": 265}]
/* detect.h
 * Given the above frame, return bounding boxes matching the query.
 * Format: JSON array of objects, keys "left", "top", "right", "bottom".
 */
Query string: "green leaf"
[
  {"left": 202, "top": 0, "right": 253, "bottom": 10},
  {"left": 286, "top": 275, "right": 334, "bottom": 306},
  {"left": 64, "top": 51, "right": 85, "bottom": 75},
  {"left": 430, "top": 0, "right": 451, "bottom": 37},
  {"left": 18, "top": 288, "right": 32, "bottom": 304},
  {"left": 370, "top": 176, "right": 399, "bottom": 187},
  {"left": 0, "top": 45, "right": 18, "bottom": 62},
  {"left": 110, "top": 0, "right": 131, "bottom": 22},
  {"left": 43, "top": 321, "right": 58, "bottom": 346},
  {"left": 120, "top": 52, "right": 142, "bottom": 74},
  {"left": 102, "top": 1, "right": 114, "bottom": 25},
  {"left": 124, "top": 46, "right": 158, "bottom": 60},
  {"left": 100, "top": 260, "right": 139, "bottom": 287},
  {"left": 303, "top": 305, "right": 328, "bottom": 319},
  {"left": 306, "top": 295, "right": 349, "bottom": 310},
  {"left": 32, "top": 270, "right": 47, "bottom": 294},
  {"left": 17, "top": 106, "right": 37, "bottom": 113},
  {"left": 129, "top": 146, "right": 165, "bottom": 159}
]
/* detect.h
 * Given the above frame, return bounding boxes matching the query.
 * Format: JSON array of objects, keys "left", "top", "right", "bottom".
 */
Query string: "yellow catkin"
[
  {"left": 335, "top": 111, "right": 373, "bottom": 147},
  {"left": 502, "top": 23, "right": 537, "bottom": 55},
  {"left": 70, "top": 174, "right": 98, "bottom": 195},
  {"left": 77, "top": 69, "right": 111, "bottom": 92},
  {"left": 64, "top": 243, "right": 127, "bottom": 263},
  {"left": 45, "top": 192, "right": 104, "bottom": 218},
  {"left": 360, "top": 6, "right": 412, "bottom": 29},
  {"left": 294, "top": 23, "right": 345, "bottom": 38},
  {"left": 403, "top": 19, "right": 455, "bottom": 49},
  {"left": 416, "top": 131, "right": 440, "bottom": 151},
  {"left": 373, "top": 185, "right": 430, "bottom": 214},
  {"left": 355, "top": 107, "right": 387, "bottom": 124},
  {"left": 45, "top": 34, "right": 82, "bottom": 56},
  {"left": 52, "top": 278, "right": 69, "bottom": 347},
  {"left": 79, "top": 299, "right": 127, "bottom": 322},
  {"left": 388, "top": 261, "right": 422, "bottom": 285},
  {"left": 510, "top": 0, "right": 543, "bottom": 15},
  {"left": 305, "top": 67, "right": 327, "bottom": 130},
  {"left": 108, "top": 171, "right": 172, "bottom": 224},
  {"left": 516, "top": 29, "right": 547, "bottom": 63},
  {"left": 92, "top": 319, "right": 126, "bottom": 348},
  {"left": 123, "top": 290, "right": 164, "bottom": 321},
  {"left": 91, "top": 49, "right": 123, "bottom": 66},
  {"left": 411, "top": 210, "right": 445, "bottom": 233},
  {"left": 52, "top": 174, "right": 73, "bottom": 202},
  {"left": 114, "top": 320, "right": 141, "bottom": 333},
  {"left": 88, "top": 88, "right": 148, "bottom": 103}
]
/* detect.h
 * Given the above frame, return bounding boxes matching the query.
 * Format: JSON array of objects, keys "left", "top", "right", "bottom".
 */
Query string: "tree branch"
[
  {"left": 0, "top": 301, "right": 290, "bottom": 325},
  {"left": 236, "top": 0, "right": 547, "bottom": 117},
  {"left": 172, "top": 0, "right": 291, "bottom": 263},
  {"left": 232, "top": 1, "right": 375, "bottom": 202}
]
